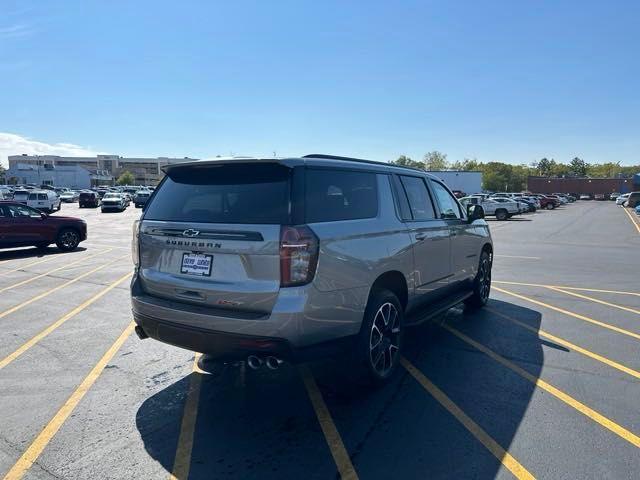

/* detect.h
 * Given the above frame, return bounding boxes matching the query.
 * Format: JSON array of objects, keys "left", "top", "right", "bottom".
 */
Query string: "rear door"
[
  {"left": 429, "top": 179, "right": 478, "bottom": 284},
  {"left": 396, "top": 175, "right": 452, "bottom": 300},
  {"left": 139, "top": 163, "right": 292, "bottom": 315},
  {"left": 3, "top": 204, "right": 46, "bottom": 245}
]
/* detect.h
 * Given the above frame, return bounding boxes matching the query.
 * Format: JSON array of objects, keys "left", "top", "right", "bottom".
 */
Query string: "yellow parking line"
[
  {"left": 493, "top": 281, "right": 640, "bottom": 297},
  {"left": 547, "top": 286, "right": 640, "bottom": 316},
  {"left": 0, "top": 255, "right": 61, "bottom": 277},
  {"left": 300, "top": 365, "right": 359, "bottom": 480},
  {"left": 622, "top": 206, "right": 640, "bottom": 234},
  {"left": 400, "top": 357, "right": 535, "bottom": 480},
  {"left": 2, "top": 322, "right": 134, "bottom": 480},
  {"left": 493, "top": 287, "right": 640, "bottom": 341},
  {"left": 0, "top": 249, "right": 112, "bottom": 294},
  {"left": 0, "top": 272, "right": 132, "bottom": 370},
  {"left": 169, "top": 353, "right": 203, "bottom": 480},
  {"left": 486, "top": 307, "right": 640, "bottom": 381},
  {"left": 443, "top": 324, "right": 640, "bottom": 449},
  {"left": 0, "top": 254, "right": 130, "bottom": 321}
]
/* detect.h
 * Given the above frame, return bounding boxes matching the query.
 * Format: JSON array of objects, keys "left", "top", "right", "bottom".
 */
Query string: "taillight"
[
  {"left": 279, "top": 225, "right": 319, "bottom": 287},
  {"left": 132, "top": 220, "right": 140, "bottom": 267}
]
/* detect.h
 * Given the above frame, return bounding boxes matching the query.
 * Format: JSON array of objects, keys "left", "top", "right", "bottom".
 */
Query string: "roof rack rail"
[{"left": 303, "top": 153, "right": 424, "bottom": 172}]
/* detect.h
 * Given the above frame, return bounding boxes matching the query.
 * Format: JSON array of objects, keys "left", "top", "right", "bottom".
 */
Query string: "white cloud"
[{"left": 0, "top": 132, "right": 102, "bottom": 168}]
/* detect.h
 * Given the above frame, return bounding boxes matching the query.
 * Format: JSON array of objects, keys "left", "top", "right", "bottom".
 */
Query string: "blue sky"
[{"left": 1, "top": 0, "right": 639, "bottom": 166}]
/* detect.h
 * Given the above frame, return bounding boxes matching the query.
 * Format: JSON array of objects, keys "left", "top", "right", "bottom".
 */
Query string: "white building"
[{"left": 8, "top": 154, "right": 199, "bottom": 186}]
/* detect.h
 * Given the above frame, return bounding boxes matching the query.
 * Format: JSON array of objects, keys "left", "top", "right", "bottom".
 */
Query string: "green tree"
[
  {"left": 533, "top": 157, "right": 556, "bottom": 176},
  {"left": 450, "top": 157, "right": 481, "bottom": 171},
  {"left": 117, "top": 170, "right": 135, "bottom": 185},
  {"left": 588, "top": 162, "right": 621, "bottom": 178},
  {"left": 0, "top": 164, "right": 5, "bottom": 183},
  {"left": 390, "top": 155, "right": 425, "bottom": 170},
  {"left": 568, "top": 157, "right": 588, "bottom": 176},
  {"left": 423, "top": 151, "right": 448, "bottom": 171}
]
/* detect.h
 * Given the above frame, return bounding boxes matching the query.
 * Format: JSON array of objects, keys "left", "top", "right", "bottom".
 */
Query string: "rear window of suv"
[
  {"left": 305, "top": 169, "right": 378, "bottom": 222},
  {"left": 144, "top": 163, "right": 291, "bottom": 224}
]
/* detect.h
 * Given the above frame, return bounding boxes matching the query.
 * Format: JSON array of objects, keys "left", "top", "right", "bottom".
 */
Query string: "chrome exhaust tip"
[
  {"left": 247, "top": 355, "right": 263, "bottom": 370},
  {"left": 265, "top": 356, "right": 283, "bottom": 370}
]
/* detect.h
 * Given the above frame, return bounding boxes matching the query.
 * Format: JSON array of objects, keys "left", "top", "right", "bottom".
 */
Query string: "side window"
[
  {"left": 38, "top": 194, "right": 48, "bottom": 200},
  {"left": 7, "top": 205, "right": 40, "bottom": 218},
  {"left": 28, "top": 193, "right": 38, "bottom": 200},
  {"left": 399, "top": 176, "right": 436, "bottom": 220},
  {"left": 430, "top": 181, "right": 463, "bottom": 220},
  {"left": 305, "top": 169, "right": 378, "bottom": 222}
]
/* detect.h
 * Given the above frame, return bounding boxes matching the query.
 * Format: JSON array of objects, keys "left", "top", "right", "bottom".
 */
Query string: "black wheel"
[
  {"left": 352, "top": 289, "right": 403, "bottom": 386},
  {"left": 546, "top": 203, "right": 554, "bottom": 210},
  {"left": 495, "top": 209, "right": 508, "bottom": 221},
  {"left": 56, "top": 228, "right": 80, "bottom": 252},
  {"left": 465, "top": 250, "right": 492, "bottom": 310}
]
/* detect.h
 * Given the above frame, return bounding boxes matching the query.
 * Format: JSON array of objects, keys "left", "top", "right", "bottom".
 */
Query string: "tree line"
[{"left": 391, "top": 152, "right": 640, "bottom": 192}]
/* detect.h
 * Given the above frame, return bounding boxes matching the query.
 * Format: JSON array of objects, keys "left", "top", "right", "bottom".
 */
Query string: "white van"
[{"left": 26, "top": 190, "right": 61, "bottom": 213}]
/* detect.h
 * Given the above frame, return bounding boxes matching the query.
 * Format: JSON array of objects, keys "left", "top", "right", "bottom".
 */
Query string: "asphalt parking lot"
[{"left": 1, "top": 200, "right": 639, "bottom": 480}]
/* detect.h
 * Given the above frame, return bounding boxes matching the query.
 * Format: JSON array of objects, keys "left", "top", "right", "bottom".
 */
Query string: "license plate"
[{"left": 180, "top": 253, "right": 213, "bottom": 276}]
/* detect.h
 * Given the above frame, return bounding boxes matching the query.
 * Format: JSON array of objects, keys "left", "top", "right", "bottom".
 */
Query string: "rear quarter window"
[{"left": 305, "top": 169, "right": 378, "bottom": 223}]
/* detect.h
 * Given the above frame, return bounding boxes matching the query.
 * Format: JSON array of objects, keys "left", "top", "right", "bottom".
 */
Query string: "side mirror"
[{"left": 467, "top": 204, "right": 484, "bottom": 223}]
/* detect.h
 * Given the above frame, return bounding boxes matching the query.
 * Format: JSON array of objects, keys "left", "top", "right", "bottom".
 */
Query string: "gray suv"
[{"left": 131, "top": 155, "right": 492, "bottom": 384}]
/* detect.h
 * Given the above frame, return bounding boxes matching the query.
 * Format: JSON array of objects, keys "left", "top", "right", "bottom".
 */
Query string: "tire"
[
  {"left": 56, "top": 228, "right": 80, "bottom": 251},
  {"left": 351, "top": 289, "right": 404, "bottom": 386},
  {"left": 495, "top": 209, "right": 508, "bottom": 221},
  {"left": 465, "top": 250, "right": 492, "bottom": 310},
  {"left": 546, "top": 203, "right": 554, "bottom": 210}
]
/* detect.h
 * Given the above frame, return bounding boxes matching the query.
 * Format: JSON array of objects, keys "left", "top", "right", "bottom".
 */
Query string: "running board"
[{"left": 404, "top": 291, "right": 473, "bottom": 327}]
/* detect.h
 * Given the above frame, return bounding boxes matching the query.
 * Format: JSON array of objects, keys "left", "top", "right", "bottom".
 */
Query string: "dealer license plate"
[{"left": 180, "top": 253, "right": 213, "bottom": 276}]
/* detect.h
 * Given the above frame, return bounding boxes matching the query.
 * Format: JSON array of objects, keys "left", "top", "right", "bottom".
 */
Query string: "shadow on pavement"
[
  {"left": 136, "top": 299, "right": 543, "bottom": 479},
  {"left": 0, "top": 246, "right": 87, "bottom": 261}
]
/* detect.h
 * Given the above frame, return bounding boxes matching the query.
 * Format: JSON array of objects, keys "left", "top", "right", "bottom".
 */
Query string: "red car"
[
  {"left": 0, "top": 201, "right": 87, "bottom": 251},
  {"left": 535, "top": 196, "right": 557, "bottom": 210}
]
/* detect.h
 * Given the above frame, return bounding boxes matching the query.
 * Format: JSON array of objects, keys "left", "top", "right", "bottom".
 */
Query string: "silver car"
[{"left": 131, "top": 155, "right": 493, "bottom": 384}]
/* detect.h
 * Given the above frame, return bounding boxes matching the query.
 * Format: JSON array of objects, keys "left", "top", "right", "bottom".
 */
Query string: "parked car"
[
  {"left": 26, "top": 190, "right": 61, "bottom": 213},
  {"left": 635, "top": 205, "right": 640, "bottom": 215},
  {"left": 626, "top": 192, "right": 640, "bottom": 208},
  {"left": 461, "top": 196, "right": 517, "bottom": 220},
  {"left": 610, "top": 192, "right": 620, "bottom": 201},
  {"left": 616, "top": 193, "right": 630, "bottom": 205},
  {"left": 131, "top": 155, "right": 493, "bottom": 385},
  {"left": 579, "top": 194, "right": 591, "bottom": 200},
  {"left": 59, "top": 191, "right": 79, "bottom": 203},
  {"left": 79, "top": 191, "right": 101, "bottom": 208},
  {"left": 0, "top": 201, "right": 86, "bottom": 251},
  {"left": 12, "top": 189, "right": 30, "bottom": 204},
  {"left": 101, "top": 193, "right": 127, "bottom": 212},
  {"left": 134, "top": 190, "right": 151, "bottom": 208}
]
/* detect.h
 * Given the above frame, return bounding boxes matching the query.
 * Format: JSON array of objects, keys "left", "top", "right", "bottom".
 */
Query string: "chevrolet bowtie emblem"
[{"left": 182, "top": 229, "right": 200, "bottom": 237}]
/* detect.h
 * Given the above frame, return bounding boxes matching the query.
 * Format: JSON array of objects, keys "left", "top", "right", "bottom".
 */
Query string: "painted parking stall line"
[
  {"left": 0, "top": 248, "right": 112, "bottom": 294},
  {"left": 2, "top": 322, "right": 135, "bottom": 480},
  {"left": 494, "top": 287, "right": 640, "bottom": 340},
  {"left": 0, "top": 272, "right": 132, "bottom": 370},
  {"left": 486, "top": 307, "right": 640, "bottom": 381},
  {"left": 443, "top": 324, "right": 640, "bottom": 449},
  {"left": 547, "top": 286, "right": 640, "bottom": 316},
  {"left": 400, "top": 357, "right": 535, "bottom": 480},
  {"left": 0, "top": 254, "right": 130, "bottom": 321}
]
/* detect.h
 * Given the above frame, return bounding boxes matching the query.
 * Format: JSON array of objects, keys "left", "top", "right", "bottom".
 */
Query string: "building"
[
  {"left": 8, "top": 154, "right": 200, "bottom": 186},
  {"left": 527, "top": 176, "right": 640, "bottom": 195},
  {"left": 6, "top": 163, "right": 113, "bottom": 189},
  {"left": 428, "top": 171, "right": 482, "bottom": 195}
]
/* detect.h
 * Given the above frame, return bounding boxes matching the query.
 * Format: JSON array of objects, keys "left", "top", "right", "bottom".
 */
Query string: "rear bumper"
[{"left": 130, "top": 274, "right": 365, "bottom": 361}]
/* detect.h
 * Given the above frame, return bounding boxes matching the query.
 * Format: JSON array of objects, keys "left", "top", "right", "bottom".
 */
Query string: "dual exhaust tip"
[{"left": 247, "top": 355, "right": 283, "bottom": 370}]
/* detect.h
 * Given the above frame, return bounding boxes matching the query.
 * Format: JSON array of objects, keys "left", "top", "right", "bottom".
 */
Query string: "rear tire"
[
  {"left": 351, "top": 289, "right": 404, "bottom": 387},
  {"left": 495, "top": 209, "right": 508, "bottom": 221},
  {"left": 546, "top": 203, "right": 554, "bottom": 210},
  {"left": 56, "top": 228, "right": 80, "bottom": 252},
  {"left": 465, "top": 250, "right": 492, "bottom": 310}
]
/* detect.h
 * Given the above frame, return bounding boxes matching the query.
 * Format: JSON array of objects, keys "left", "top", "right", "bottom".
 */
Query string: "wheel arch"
[{"left": 368, "top": 270, "right": 409, "bottom": 312}]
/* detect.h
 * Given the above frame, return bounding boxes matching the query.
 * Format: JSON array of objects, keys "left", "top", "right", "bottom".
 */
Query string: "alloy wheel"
[
  {"left": 369, "top": 302, "right": 401, "bottom": 377},
  {"left": 60, "top": 230, "right": 79, "bottom": 249},
  {"left": 478, "top": 257, "right": 491, "bottom": 302}
]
